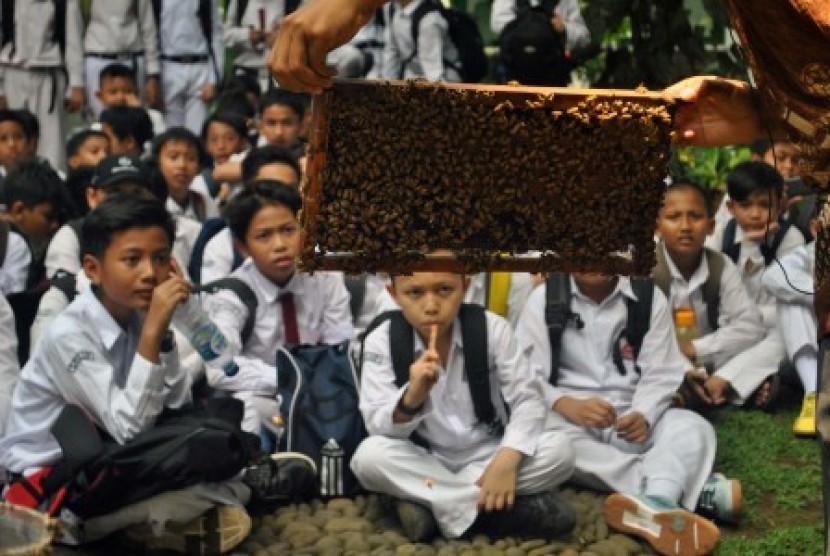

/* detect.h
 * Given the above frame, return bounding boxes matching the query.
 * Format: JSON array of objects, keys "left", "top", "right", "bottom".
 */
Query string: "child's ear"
[
  {"left": 82, "top": 254, "right": 102, "bottom": 287},
  {"left": 7, "top": 200, "right": 26, "bottom": 224},
  {"left": 726, "top": 199, "right": 735, "bottom": 215},
  {"left": 233, "top": 237, "right": 250, "bottom": 259}
]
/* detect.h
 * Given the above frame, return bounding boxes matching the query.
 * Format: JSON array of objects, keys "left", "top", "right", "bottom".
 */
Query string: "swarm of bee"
[{"left": 301, "top": 80, "right": 675, "bottom": 274}]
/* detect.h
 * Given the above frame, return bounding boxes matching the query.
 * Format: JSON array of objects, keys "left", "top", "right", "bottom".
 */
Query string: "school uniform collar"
[
  {"left": 79, "top": 287, "right": 139, "bottom": 351},
  {"left": 247, "top": 259, "right": 304, "bottom": 304},
  {"left": 570, "top": 275, "right": 638, "bottom": 306},
  {"left": 660, "top": 241, "right": 709, "bottom": 292}
]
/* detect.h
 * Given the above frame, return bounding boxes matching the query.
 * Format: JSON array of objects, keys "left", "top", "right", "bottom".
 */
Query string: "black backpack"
[
  {"left": 188, "top": 218, "right": 245, "bottom": 286},
  {"left": 400, "top": 0, "right": 488, "bottom": 82},
  {"left": 652, "top": 243, "right": 723, "bottom": 332},
  {"left": 1, "top": 0, "right": 69, "bottom": 60},
  {"left": 721, "top": 217, "right": 803, "bottom": 267},
  {"left": 498, "top": 0, "right": 572, "bottom": 86},
  {"left": 276, "top": 340, "right": 366, "bottom": 498},
  {"left": 360, "top": 304, "right": 505, "bottom": 450},
  {"left": 544, "top": 273, "right": 654, "bottom": 385}
]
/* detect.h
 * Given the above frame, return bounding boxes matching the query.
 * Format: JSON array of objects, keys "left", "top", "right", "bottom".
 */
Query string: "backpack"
[
  {"left": 233, "top": 0, "right": 302, "bottom": 27},
  {"left": 652, "top": 244, "right": 723, "bottom": 332},
  {"left": 1, "top": 0, "right": 68, "bottom": 59},
  {"left": 721, "top": 217, "right": 803, "bottom": 266},
  {"left": 197, "top": 277, "right": 258, "bottom": 345},
  {"left": 544, "top": 273, "right": 654, "bottom": 385},
  {"left": 498, "top": 0, "right": 572, "bottom": 86},
  {"left": 150, "top": 0, "right": 221, "bottom": 82},
  {"left": 401, "top": 0, "right": 488, "bottom": 83},
  {"left": 5, "top": 399, "right": 260, "bottom": 519},
  {"left": 360, "top": 304, "right": 505, "bottom": 450},
  {"left": 276, "top": 340, "right": 366, "bottom": 497},
  {"left": 188, "top": 218, "right": 244, "bottom": 286}
]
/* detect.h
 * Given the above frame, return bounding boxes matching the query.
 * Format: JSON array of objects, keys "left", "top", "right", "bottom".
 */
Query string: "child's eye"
[
  {"left": 154, "top": 253, "right": 171, "bottom": 265},
  {"left": 405, "top": 289, "right": 424, "bottom": 299},
  {"left": 123, "top": 256, "right": 140, "bottom": 266},
  {"left": 437, "top": 286, "right": 455, "bottom": 296},
  {"left": 279, "top": 225, "right": 299, "bottom": 236}
]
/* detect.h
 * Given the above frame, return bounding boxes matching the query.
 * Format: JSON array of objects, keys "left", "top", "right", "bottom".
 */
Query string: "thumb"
[{"left": 306, "top": 35, "right": 338, "bottom": 79}]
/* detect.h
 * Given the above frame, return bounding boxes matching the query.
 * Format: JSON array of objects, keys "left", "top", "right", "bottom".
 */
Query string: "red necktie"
[{"left": 280, "top": 292, "right": 300, "bottom": 345}]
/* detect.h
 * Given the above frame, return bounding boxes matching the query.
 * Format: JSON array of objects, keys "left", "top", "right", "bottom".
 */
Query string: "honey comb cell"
[{"left": 302, "top": 79, "right": 676, "bottom": 274}]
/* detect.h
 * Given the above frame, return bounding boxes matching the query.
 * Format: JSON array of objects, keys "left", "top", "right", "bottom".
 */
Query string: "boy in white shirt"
[
  {"left": 352, "top": 264, "right": 575, "bottom": 542},
  {"left": 204, "top": 181, "right": 354, "bottom": 436},
  {"left": 516, "top": 272, "right": 739, "bottom": 556},
  {"left": 653, "top": 181, "right": 766, "bottom": 410}
]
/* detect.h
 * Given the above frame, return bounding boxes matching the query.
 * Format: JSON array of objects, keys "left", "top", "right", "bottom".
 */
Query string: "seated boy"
[
  {"left": 705, "top": 161, "right": 806, "bottom": 406},
  {"left": 0, "top": 109, "right": 29, "bottom": 177},
  {"left": 516, "top": 272, "right": 740, "bottom": 556},
  {"left": 96, "top": 63, "right": 166, "bottom": 135},
  {"left": 66, "top": 128, "right": 111, "bottom": 172},
  {"left": 763, "top": 217, "right": 819, "bottom": 436},
  {"left": 98, "top": 106, "right": 155, "bottom": 158},
  {"left": 352, "top": 263, "right": 576, "bottom": 542},
  {"left": 256, "top": 89, "right": 306, "bottom": 159},
  {"left": 0, "top": 195, "right": 252, "bottom": 553},
  {"left": 654, "top": 181, "right": 766, "bottom": 410},
  {"left": 204, "top": 180, "right": 354, "bottom": 435}
]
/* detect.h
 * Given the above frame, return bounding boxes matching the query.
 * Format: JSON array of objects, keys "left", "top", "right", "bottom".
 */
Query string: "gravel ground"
[{"left": 238, "top": 488, "right": 656, "bottom": 556}]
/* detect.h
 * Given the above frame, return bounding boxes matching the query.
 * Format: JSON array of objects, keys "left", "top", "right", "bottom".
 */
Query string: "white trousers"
[
  {"left": 350, "top": 432, "right": 575, "bottom": 538},
  {"left": 779, "top": 302, "right": 817, "bottom": 361},
  {"left": 1, "top": 66, "right": 67, "bottom": 170},
  {"left": 162, "top": 60, "right": 212, "bottom": 136},
  {"left": 716, "top": 326, "right": 787, "bottom": 403},
  {"left": 545, "top": 408, "right": 715, "bottom": 511},
  {"left": 85, "top": 55, "right": 147, "bottom": 118},
  {"left": 81, "top": 479, "right": 250, "bottom": 542}
]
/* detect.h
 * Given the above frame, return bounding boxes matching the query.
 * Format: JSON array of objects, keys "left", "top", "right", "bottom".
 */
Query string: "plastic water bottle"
[
  {"left": 674, "top": 307, "right": 701, "bottom": 343},
  {"left": 173, "top": 296, "right": 239, "bottom": 376}
]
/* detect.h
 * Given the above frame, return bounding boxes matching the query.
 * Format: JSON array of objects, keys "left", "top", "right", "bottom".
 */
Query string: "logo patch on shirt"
[
  {"left": 362, "top": 352, "right": 386, "bottom": 365},
  {"left": 67, "top": 350, "right": 95, "bottom": 373}
]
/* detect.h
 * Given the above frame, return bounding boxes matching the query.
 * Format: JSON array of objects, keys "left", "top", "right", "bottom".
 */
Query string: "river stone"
[
  {"left": 324, "top": 517, "right": 373, "bottom": 534},
  {"left": 288, "top": 530, "right": 322, "bottom": 549}
]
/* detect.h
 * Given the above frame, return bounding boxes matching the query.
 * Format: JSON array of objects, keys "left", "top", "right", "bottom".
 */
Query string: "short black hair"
[
  {"left": 13, "top": 109, "right": 39, "bottom": 140},
  {"left": 99, "top": 106, "right": 154, "bottom": 149},
  {"left": 214, "top": 88, "right": 257, "bottom": 121},
  {"left": 0, "top": 110, "right": 26, "bottom": 133},
  {"left": 151, "top": 127, "right": 211, "bottom": 168},
  {"left": 241, "top": 145, "right": 301, "bottom": 183},
  {"left": 66, "top": 128, "right": 109, "bottom": 159},
  {"left": 224, "top": 180, "right": 302, "bottom": 243},
  {"left": 664, "top": 179, "right": 713, "bottom": 216},
  {"left": 81, "top": 193, "right": 175, "bottom": 259},
  {"left": 64, "top": 165, "right": 97, "bottom": 217},
  {"left": 258, "top": 89, "right": 306, "bottom": 119},
  {"left": 202, "top": 112, "right": 249, "bottom": 145},
  {"left": 3, "top": 159, "right": 66, "bottom": 212},
  {"left": 726, "top": 160, "right": 784, "bottom": 202},
  {"left": 99, "top": 63, "right": 136, "bottom": 87}
]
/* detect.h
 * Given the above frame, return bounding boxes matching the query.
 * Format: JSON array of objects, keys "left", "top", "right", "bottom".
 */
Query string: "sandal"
[{"left": 746, "top": 373, "right": 781, "bottom": 413}]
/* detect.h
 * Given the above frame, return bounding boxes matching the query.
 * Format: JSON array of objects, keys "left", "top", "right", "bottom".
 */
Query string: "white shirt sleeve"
[
  {"left": 381, "top": 14, "right": 402, "bottom": 79},
  {"left": 45, "top": 224, "right": 81, "bottom": 279},
  {"left": 417, "top": 12, "right": 448, "bottom": 81},
  {"left": 490, "top": 0, "right": 515, "bottom": 35},
  {"left": 321, "top": 274, "right": 356, "bottom": 345},
  {"left": 65, "top": 0, "right": 86, "bottom": 89},
  {"left": 0, "top": 232, "right": 31, "bottom": 296},
  {"left": 139, "top": 0, "right": 161, "bottom": 74},
  {"left": 762, "top": 244, "right": 814, "bottom": 306},
  {"left": 557, "top": 0, "right": 590, "bottom": 51},
  {"left": 0, "top": 295, "right": 19, "bottom": 438},
  {"left": 515, "top": 286, "right": 561, "bottom": 410},
  {"left": 200, "top": 230, "right": 236, "bottom": 284},
  {"left": 30, "top": 286, "right": 71, "bottom": 348}
]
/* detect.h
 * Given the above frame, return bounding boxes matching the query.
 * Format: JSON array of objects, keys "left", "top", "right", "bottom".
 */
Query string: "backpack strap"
[
  {"left": 197, "top": 277, "right": 258, "bottom": 346},
  {"left": 651, "top": 243, "right": 672, "bottom": 300},
  {"left": 66, "top": 217, "right": 85, "bottom": 243},
  {"left": 701, "top": 248, "right": 723, "bottom": 331},
  {"left": 344, "top": 273, "right": 367, "bottom": 323},
  {"left": 51, "top": 269, "right": 78, "bottom": 303},
  {"left": 53, "top": 0, "right": 68, "bottom": 59},
  {"left": 0, "top": 221, "right": 9, "bottom": 267},
  {"left": 1, "top": 0, "right": 15, "bottom": 57},
  {"left": 458, "top": 304, "right": 501, "bottom": 434},
  {"left": 611, "top": 278, "right": 654, "bottom": 376},
  {"left": 760, "top": 220, "right": 803, "bottom": 266},
  {"left": 234, "top": 0, "right": 249, "bottom": 27},
  {"left": 544, "top": 272, "right": 576, "bottom": 386},
  {"left": 401, "top": 0, "right": 440, "bottom": 79},
  {"left": 721, "top": 218, "right": 740, "bottom": 263}
]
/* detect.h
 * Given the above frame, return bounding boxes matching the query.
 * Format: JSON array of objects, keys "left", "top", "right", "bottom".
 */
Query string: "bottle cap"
[{"left": 675, "top": 308, "right": 696, "bottom": 327}]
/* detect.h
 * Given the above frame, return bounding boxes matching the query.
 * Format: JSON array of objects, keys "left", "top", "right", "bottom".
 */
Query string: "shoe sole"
[
  {"left": 131, "top": 506, "right": 252, "bottom": 555},
  {"left": 793, "top": 418, "right": 817, "bottom": 438},
  {"left": 604, "top": 494, "right": 719, "bottom": 555},
  {"left": 272, "top": 451, "right": 318, "bottom": 474}
]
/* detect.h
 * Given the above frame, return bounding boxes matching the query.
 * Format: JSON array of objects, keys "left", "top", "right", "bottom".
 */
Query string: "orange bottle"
[{"left": 674, "top": 307, "right": 701, "bottom": 342}]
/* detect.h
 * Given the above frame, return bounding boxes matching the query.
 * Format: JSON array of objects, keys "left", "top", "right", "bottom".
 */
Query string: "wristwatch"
[
  {"left": 160, "top": 330, "right": 176, "bottom": 353},
  {"left": 396, "top": 397, "right": 423, "bottom": 417}
]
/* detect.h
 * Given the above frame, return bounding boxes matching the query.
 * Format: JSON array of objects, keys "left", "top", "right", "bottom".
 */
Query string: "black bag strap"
[
  {"left": 701, "top": 248, "right": 723, "bottom": 331},
  {"left": 197, "top": 277, "right": 258, "bottom": 345},
  {"left": 0, "top": 221, "right": 9, "bottom": 268},
  {"left": 197, "top": 0, "right": 222, "bottom": 84},
  {"left": 234, "top": 0, "right": 249, "bottom": 27},
  {"left": 67, "top": 217, "right": 85, "bottom": 243},
  {"left": 721, "top": 218, "right": 740, "bottom": 263},
  {"left": 544, "top": 272, "right": 576, "bottom": 386},
  {"left": 344, "top": 273, "right": 367, "bottom": 323},
  {"left": 651, "top": 243, "right": 671, "bottom": 300},
  {"left": 51, "top": 269, "right": 78, "bottom": 302},
  {"left": 760, "top": 220, "right": 802, "bottom": 266},
  {"left": 611, "top": 277, "right": 654, "bottom": 376},
  {"left": 400, "top": 0, "right": 440, "bottom": 79}
]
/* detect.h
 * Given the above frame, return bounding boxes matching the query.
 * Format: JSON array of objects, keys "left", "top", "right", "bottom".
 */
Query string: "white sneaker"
[{"left": 697, "top": 472, "right": 742, "bottom": 524}]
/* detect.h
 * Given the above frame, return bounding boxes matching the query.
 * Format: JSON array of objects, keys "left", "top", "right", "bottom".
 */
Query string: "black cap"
[{"left": 92, "top": 155, "right": 148, "bottom": 190}]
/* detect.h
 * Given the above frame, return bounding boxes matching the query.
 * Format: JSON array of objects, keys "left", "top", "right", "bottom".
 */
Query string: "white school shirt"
[
  {"left": 516, "top": 276, "right": 686, "bottom": 428},
  {"left": 762, "top": 242, "right": 815, "bottom": 307},
  {"left": 706, "top": 221, "right": 804, "bottom": 327},
  {"left": 0, "top": 294, "right": 19, "bottom": 440},
  {"left": 158, "top": 0, "right": 224, "bottom": 84},
  {"left": 203, "top": 259, "right": 354, "bottom": 418},
  {"left": 490, "top": 0, "right": 590, "bottom": 50},
  {"left": 360, "top": 311, "right": 545, "bottom": 470},
  {"left": 659, "top": 243, "right": 765, "bottom": 367},
  {"left": 465, "top": 273, "right": 535, "bottom": 328},
  {"left": 0, "top": 230, "right": 30, "bottom": 296},
  {"left": 200, "top": 227, "right": 236, "bottom": 284},
  {"left": 223, "top": 0, "right": 288, "bottom": 70},
  {"left": 381, "top": 0, "right": 461, "bottom": 82},
  {"left": 166, "top": 190, "right": 219, "bottom": 224},
  {"left": 0, "top": 0, "right": 85, "bottom": 91},
  {"left": 82, "top": 0, "right": 161, "bottom": 75},
  {"left": 0, "top": 287, "right": 190, "bottom": 473}
]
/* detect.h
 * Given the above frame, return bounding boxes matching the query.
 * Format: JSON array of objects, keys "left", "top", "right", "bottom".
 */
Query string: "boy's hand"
[
  {"left": 682, "top": 368, "right": 714, "bottom": 405},
  {"left": 200, "top": 83, "right": 217, "bottom": 103},
  {"left": 554, "top": 396, "right": 616, "bottom": 429},
  {"left": 65, "top": 87, "right": 86, "bottom": 112},
  {"left": 743, "top": 220, "right": 780, "bottom": 242},
  {"left": 476, "top": 447, "right": 523, "bottom": 512},
  {"left": 615, "top": 411, "right": 649, "bottom": 444},
  {"left": 678, "top": 338, "right": 696, "bottom": 360},
  {"left": 145, "top": 77, "right": 162, "bottom": 110},
  {"left": 550, "top": 13, "right": 566, "bottom": 34},
  {"left": 401, "top": 325, "right": 440, "bottom": 408},
  {"left": 250, "top": 28, "right": 266, "bottom": 47},
  {"left": 704, "top": 375, "right": 730, "bottom": 406},
  {"left": 143, "top": 260, "right": 192, "bottom": 342}
]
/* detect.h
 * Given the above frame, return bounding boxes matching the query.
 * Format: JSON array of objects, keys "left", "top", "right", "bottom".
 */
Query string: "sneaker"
[
  {"left": 474, "top": 490, "right": 576, "bottom": 540},
  {"left": 396, "top": 499, "right": 438, "bottom": 542},
  {"left": 604, "top": 493, "right": 720, "bottom": 556},
  {"left": 125, "top": 505, "right": 251, "bottom": 555},
  {"left": 793, "top": 392, "right": 817, "bottom": 437},
  {"left": 697, "top": 473, "right": 742, "bottom": 524},
  {"left": 242, "top": 452, "right": 317, "bottom": 503}
]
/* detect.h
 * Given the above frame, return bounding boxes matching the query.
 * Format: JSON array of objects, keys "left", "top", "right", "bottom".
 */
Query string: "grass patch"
[{"left": 714, "top": 395, "right": 824, "bottom": 554}]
